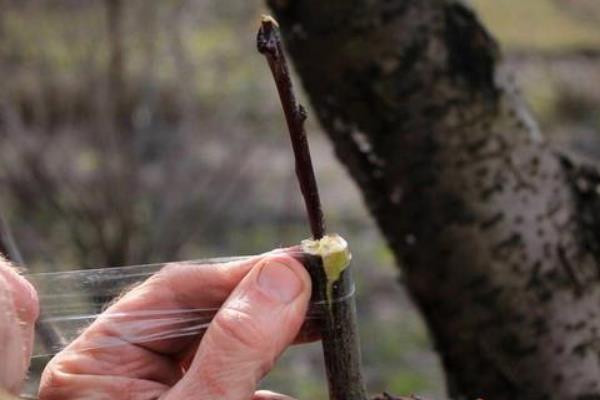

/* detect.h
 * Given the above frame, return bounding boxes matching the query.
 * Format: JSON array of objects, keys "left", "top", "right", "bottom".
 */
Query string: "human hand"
[
  {"left": 0, "top": 256, "right": 39, "bottom": 395},
  {"left": 39, "top": 253, "right": 312, "bottom": 400}
]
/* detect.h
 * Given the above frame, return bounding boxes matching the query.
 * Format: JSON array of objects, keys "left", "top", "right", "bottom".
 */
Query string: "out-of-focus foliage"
[{"left": 1, "top": 0, "right": 599, "bottom": 398}]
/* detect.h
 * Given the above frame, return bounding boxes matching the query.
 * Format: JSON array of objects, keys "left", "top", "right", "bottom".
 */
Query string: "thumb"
[{"left": 164, "top": 255, "right": 311, "bottom": 400}]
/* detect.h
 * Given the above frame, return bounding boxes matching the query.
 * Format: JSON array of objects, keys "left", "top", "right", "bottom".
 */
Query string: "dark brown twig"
[
  {"left": 257, "top": 16, "right": 368, "bottom": 400},
  {"left": 257, "top": 16, "right": 325, "bottom": 240}
]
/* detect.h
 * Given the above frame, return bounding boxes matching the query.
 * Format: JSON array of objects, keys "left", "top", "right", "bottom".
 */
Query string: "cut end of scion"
[
  {"left": 302, "top": 234, "right": 351, "bottom": 287},
  {"left": 257, "top": 15, "right": 279, "bottom": 55}
]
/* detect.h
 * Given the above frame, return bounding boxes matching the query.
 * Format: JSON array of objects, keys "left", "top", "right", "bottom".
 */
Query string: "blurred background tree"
[{"left": 1, "top": 0, "right": 599, "bottom": 399}]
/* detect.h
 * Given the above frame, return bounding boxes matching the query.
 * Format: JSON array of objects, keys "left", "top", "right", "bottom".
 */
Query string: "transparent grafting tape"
[{"left": 26, "top": 248, "right": 355, "bottom": 358}]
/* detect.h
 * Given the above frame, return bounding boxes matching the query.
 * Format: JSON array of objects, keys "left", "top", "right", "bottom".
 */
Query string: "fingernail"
[{"left": 257, "top": 260, "right": 303, "bottom": 303}]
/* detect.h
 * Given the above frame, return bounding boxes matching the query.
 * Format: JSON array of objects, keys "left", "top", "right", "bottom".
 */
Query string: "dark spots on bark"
[
  {"left": 465, "top": 136, "right": 490, "bottom": 155},
  {"left": 553, "top": 374, "right": 564, "bottom": 384},
  {"left": 543, "top": 268, "right": 560, "bottom": 283},
  {"left": 526, "top": 261, "right": 554, "bottom": 302},
  {"left": 512, "top": 313, "right": 526, "bottom": 324},
  {"left": 561, "top": 155, "right": 600, "bottom": 277},
  {"left": 471, "top": 285, "right": 503, "bottom": 308},
  {"left": 519, "top": 252, "right": 528, "bottom": 263},
  {"left": 543, "top": 242, "right": 553, "bottom": 259},
  {"left": 435, "top": 191, "right": 476, "bottom": 225},
  {"left": 464, "top": 274, "right": 488, "bottom": 291},
  {"left": 393, "top": 39, "right": 425, "bottom": 76},
  {"left": 576, "top": 395, "right": 600, "bottom": 400},
  {"left": 380, "top": 0, "right": 411, "bottom": 25},
  {"left": 499, "top": 333, "right": 537, "bottom": 357},
  {"left": 474, "top": 165, "right": 489, "bottom": 178},
  {"left": 480, "top": 182, "right": 503, "bottom": 201},
  {"left": 557, "top": 244, "right": 584, "bottom": 295},
  {"left": 539, "top": 290, "right": 553, "bottom": 302},
  {"left": 565, "top": 321, "right": 587, "bottom": 332},
  {"left": 443, "top": 3, "right": 499, "bottom": 97},
  {"left": 537, "top": 228, "right": 545, "bottom": 238},
  {"left": 571, "top": 336, "right": 600, "bottom": 362},
  {"left": 491, "top": 233, "right": 523, "bottom": 258},
  {"left": 573, "top": 342, "right": 588, "bottom": 358},
  {"left": 532, "top": 317, "right": 549, "bottom": 336},
  {"left": 546, "top": 195, "right": 564, "bottom": 218},
  {"left": 526, "top": 262, "right": 542, "bottom": 288},
  {"left": 507, "top": 160, "right": 537, "bottom": 194},
  {"left": 480, "top": 212, "right": 503, "bottom": 231}
]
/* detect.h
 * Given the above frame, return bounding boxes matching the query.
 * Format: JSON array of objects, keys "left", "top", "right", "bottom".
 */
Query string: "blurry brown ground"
[{"left": 0, "top": 0, "right": 599, "bottom": 398}]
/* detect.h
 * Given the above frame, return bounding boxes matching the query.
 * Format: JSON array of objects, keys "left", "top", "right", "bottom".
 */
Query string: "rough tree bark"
[{"left": 268, "top": 1, "right": 600, "bottom": 399}]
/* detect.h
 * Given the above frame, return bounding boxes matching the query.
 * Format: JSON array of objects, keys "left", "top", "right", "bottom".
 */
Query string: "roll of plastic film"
[{"left": 26, "top": 250, "right": 354, "bottom": 358}]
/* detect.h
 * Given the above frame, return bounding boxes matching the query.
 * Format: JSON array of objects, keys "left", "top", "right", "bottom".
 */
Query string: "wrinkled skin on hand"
[
  {"left": 0, "top": 256, "right": 39, "bottom": 395},
  {"left": 39, "top": 252, "right": 313, "bottom": 400}
]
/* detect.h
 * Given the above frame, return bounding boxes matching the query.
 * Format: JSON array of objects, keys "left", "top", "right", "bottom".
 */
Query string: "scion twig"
[
  {"left": 257, "top": 16, "right": 325, "bottom": 240},
  {"left": 257, "top": 16, "right": 368, "bottom": 400}
]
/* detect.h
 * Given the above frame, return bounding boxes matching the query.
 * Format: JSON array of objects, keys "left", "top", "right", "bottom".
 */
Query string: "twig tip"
[
  {"left": 257, "top": 15, "right": 280, "bottom": 55},
  {"left": 261, "top": 14, "right": 280, "bottom": 28},
  {"left": 256, "top": 15, "right": 326, "bottom": 239}
]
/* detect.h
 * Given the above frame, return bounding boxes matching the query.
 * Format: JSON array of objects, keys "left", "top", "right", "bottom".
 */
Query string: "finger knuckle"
[
  {"left": 38, "top": 364, "right": 71, "bottom": 399},
  {"left": 213, "top": 307, "right": 267, "bottom": 351}
]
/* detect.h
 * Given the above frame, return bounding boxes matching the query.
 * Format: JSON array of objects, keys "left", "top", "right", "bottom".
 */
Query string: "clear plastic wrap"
[{"left": 26, "top": 250, "right": 354, "bottom": 358}]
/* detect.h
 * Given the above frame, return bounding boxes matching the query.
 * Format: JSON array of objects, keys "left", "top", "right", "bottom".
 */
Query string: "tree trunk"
[{"left": 268, "top": 1, "right": 600, "bottom": 399}]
